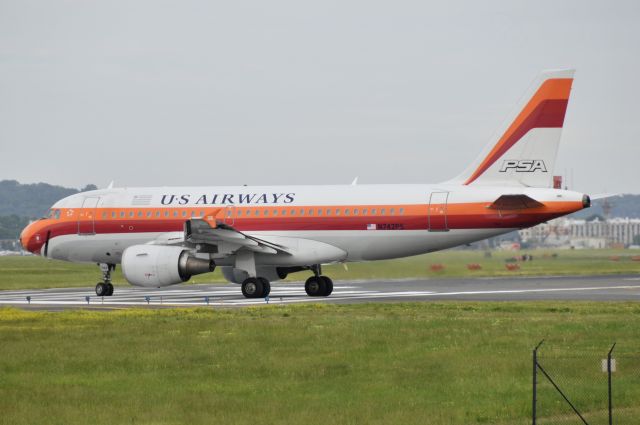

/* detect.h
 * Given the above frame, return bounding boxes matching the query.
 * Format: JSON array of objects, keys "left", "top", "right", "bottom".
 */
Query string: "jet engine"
[{"left": 121, "top": 245, "right": 215, "bottom": 287}]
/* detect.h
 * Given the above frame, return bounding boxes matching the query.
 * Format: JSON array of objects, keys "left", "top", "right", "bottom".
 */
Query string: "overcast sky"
[{"left": 1, "top": 0, "right": 638, "bottom": 194}]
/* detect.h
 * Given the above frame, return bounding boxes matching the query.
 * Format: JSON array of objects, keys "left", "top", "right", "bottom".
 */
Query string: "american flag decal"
[{"left": 366, "top": 224, "right": 377, "bottom": 230}]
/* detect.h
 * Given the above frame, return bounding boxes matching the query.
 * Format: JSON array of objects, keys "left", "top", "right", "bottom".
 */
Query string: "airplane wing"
[
  {"left": 487, "top": 194, "right": 544, "bottom": 210},
  {"left": 183, "top": 219, "right": 291, "bottom": 255}
]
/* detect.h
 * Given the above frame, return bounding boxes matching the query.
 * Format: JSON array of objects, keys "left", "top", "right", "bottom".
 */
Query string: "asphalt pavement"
[{"left": 1, "top": 274, "right": 639, "bottom": 310}]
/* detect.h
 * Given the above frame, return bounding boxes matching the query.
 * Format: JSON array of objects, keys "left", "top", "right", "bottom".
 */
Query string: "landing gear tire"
[
  {"left": 305, "top": 276, "right": 327, "bottom": 297},
  {"left": 95, "top": 282, "right": 108, "bottom": 296},
  {"left": 320, "top": 276, "right": 333, "bottom": 296},
  {"left": 242, "top": 277, "right": 270, "bottom": 298},
  {"left": 305, "top": 276, "right": 333, "bottom": 297},
  {"left": 105, "top": 283, "right": 114, "bottom": 296},
  {"left": 258, "top": 277, "right": 271, "bottom": 297}
]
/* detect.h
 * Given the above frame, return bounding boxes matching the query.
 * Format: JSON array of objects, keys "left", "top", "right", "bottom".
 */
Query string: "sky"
[{"left": 1, "top": 0, "right": 639, "bottom": 194}]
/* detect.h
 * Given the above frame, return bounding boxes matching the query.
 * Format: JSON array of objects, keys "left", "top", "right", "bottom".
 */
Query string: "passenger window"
[
  {"left": 264, "top": 210, "right": 268, "bottom": 216},
  {"left": 371, "top": 208, "right": 377, "bottom": 215},
  {"left": 326, "top": 209, "right": 331, "bottom": 215},
  {"left": 354, "top": 209, "right": 359, "bottom": 215},
  {"left": 345, "top": 209, "right": 350, "bottom": 215},
  {"left": 182, "top": 211, "right": 187, "bottom": 217},
  {"left": 164, "top": 211, "right": 169, "bottom": 217},
  {"left": 255, "top": 210, "right": 260, "bottom": 216},
  {"left": 156, "top": 211, "right": 161, "bottom": 217},
  {"left": 335, "top": 209, "right": 340, "bottom": 215},
  {"left": 112, "top": 212, "right": 116, "bottom": 218},
  {"left": 273, "top": 210, "right": 278, "bottom": 216},
  {"left": 173, "top": 211, "right": 178, "bottom": 217},
  {"left": 299, "top": 209, "right": 304, "bottom": 216},
  {"left": 200, "top": 211, "right": 205, "bottom": 218},
  {"left": 390, "top": 208, "right": 395, "bottom": 215},
  {"left": 363, "top": 209, "right": 368, "bottom": 215},
  {"left": 120, "top": 211, "right": 125, "bottom": 218},
  {"left": 138, "top": 211, "right": 143, "bottom": 217},
  {"left": 399, "top": 208, "right": 405, "bottom": 214},
  {"left": 281, "top": 209, "right": 286, "bottom": 216},
  {"left": 129, "top": 211, "right": 134, "bottom": 217},
  {"left": 308, "top": 209, "right": 313, "bottom": 215},
  {"left": 291, "top": 209, "right": 296, "bottom": 215},
  {"left": 317, "top": 209, "right": 322, "bottom": 215},
  {"left": 381, "top": 208, "right": 386, "bottom": 215}
]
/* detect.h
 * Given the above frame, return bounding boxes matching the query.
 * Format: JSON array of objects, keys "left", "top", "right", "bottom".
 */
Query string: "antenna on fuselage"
[
  {"left": 351, "top": 177, "right": 359, "bottom": 185},
  {"left": 106, "top": 180, "right": 115, "bottom": 189}
]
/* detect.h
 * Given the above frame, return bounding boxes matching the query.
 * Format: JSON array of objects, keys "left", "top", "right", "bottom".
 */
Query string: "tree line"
[{"left": 0, "top": 180, "right": 96, "bottom": 241}]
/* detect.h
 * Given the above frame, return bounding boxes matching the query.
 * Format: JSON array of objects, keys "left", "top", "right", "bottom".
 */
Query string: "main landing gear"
[
  {"left": 304, "top": 264, "right": 333, "bottom": 297},
  {"left": 239, "top": 264, "right": 334, "bottom": 299},
  {"left": 95, "top": 263, "right": 115, "bottom": 297},
  {"left": 241, "top": 277, "right": 271, "bottom": 299},
  {"left": 304, "top": 275, "right": 333, "bottom": 297}
]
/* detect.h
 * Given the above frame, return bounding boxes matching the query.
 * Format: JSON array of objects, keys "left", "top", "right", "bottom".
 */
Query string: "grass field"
[
  {"left": 1, "top": 249, "right": 639, "bottom": 291},
  {"left": 1, "top": 303, "right": 639, "bottom": 424}
]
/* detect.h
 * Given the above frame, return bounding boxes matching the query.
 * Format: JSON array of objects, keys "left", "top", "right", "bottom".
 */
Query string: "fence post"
[
  {"left": 533, "top": 340, "right": 544, "bottom": 425},
  {"left": 608, "top": 342, "right": 616, "bottom": 425}
]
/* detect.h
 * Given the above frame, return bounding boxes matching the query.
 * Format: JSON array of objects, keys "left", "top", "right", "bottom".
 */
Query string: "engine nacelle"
[{"left": 121, "top": 245, "right": 215, "bottom": 287}]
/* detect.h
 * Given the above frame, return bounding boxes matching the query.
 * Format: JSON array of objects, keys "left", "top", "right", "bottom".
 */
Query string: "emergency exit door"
[{"left": 428, "top": 192, "right": 449, "bottom": 231}]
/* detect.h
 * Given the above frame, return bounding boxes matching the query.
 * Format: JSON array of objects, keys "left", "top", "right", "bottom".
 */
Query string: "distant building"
[{"left": 519, "top": 217, "right": 640, "bottom": 248}]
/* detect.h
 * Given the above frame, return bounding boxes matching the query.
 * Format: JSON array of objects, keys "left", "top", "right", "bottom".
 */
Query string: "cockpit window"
[{"left": 47, "top": 209, "right": 61, "bottom": 219}]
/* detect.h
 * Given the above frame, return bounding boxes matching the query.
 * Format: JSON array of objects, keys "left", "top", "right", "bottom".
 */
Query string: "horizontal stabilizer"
[
  {"left": 488, "top": 194, "right": 544, "bottom": 210},
  {"left": 590, "top": 193, "right": 620, "bottom": 200}
]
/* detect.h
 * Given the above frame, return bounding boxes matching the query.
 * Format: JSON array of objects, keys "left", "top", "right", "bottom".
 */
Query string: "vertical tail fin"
[{"left": 454, "top": 69, "right": 575, "bottom": 187}]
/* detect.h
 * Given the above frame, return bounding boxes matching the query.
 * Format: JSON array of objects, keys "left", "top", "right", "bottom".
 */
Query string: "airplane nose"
[{"left": 20, "top": 221, "right": 44, "bottom": 255}]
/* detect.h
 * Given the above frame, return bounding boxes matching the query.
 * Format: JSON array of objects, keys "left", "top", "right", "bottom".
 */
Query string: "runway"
[{"left": 1, "top": 274, "right": 639, "bottom": 309}]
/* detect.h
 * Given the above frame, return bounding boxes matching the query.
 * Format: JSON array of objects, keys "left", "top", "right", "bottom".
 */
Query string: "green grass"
[
  {"left": 1, "top": 249, "right": 639, "bottom": 291},
  {"left": 0, "top": 303, "right": 639, "bottom": 424}
]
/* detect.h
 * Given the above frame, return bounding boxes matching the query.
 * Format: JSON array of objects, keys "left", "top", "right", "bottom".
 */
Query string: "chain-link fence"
[{"left": 533, "top": 342, "right": 640, "bottom": 424}]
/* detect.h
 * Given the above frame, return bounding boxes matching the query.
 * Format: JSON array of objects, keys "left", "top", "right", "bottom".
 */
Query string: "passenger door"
[{"left": 78, "top": 197, "right": 100, "bottom": 235}]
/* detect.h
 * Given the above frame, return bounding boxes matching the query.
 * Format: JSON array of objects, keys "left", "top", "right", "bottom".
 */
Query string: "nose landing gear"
[{"left": 95, "top": 263, "right": 115, "bottom": 296}]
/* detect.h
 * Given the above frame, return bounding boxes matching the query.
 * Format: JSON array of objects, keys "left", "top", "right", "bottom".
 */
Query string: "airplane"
[{"left": 20, "top": 69, "right": 591, "bottom": 298}]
